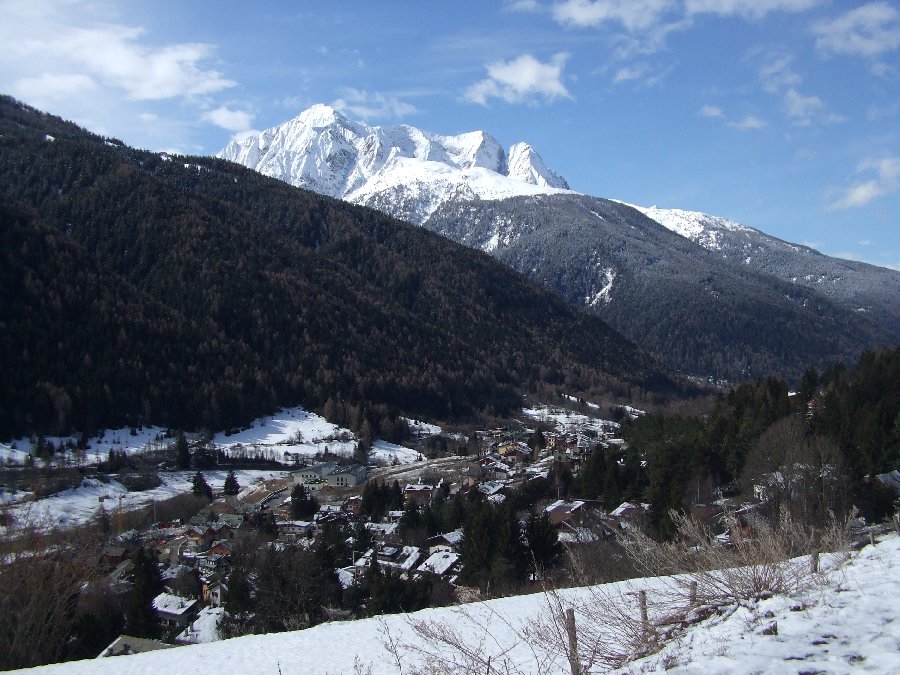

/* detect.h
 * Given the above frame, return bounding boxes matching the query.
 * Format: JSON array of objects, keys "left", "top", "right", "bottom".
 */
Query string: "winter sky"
[{"left": 2, "top": 1, "right": 899, "bottom": 269}]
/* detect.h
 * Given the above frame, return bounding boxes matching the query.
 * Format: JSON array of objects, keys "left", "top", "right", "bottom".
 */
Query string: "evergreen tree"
[
  {"left": 525, "top": 511, "right": 563, "bottom": 576},
  {"left": 224, "top": 567, "right": 254, "bottom": 616},
  {"left": 223, "top": 470, "right": 240, "bottom": 496},
  {"left": 125, "top": 547, "right": 162, "bottom": 638},
  {"left": 290, "top": 483, "right": 319, "bottom": 520},
  {"left": 175, "top": 431, "right": 190, "bottom": 470},
  {"left": 459, "top": 498, "right": 495, "bottom": 588},
  {"left": 191, "top": 471, "right": 212, "bottom": 500}
]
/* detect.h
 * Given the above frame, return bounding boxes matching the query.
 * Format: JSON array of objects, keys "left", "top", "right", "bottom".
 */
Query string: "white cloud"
[
  {"left": 5, "top": 21, "right": 234, "bottom": 102},
  {"left": 784, "top": 88, "right": 822, "bottom": 124},
  {"left": 698, "top": 104, "right": 724, "bottom": 118},
  {"left": 464, "top": 53, "right": 571, "bottom": 105},
  {"left": 613, "top": 64, "right": 648, "bottom": 83},
  {"left": 504, "top": 0, "right": 543, "bottom": 12},
  {"left": 685, "top": 0, "right": 820, "bottom": 20},
  {"left": 829, "top": 155, "right": 900, "bottom": 209},
  {"left": 0, "top": 0, "right": 238, "bottom": 151},
  {"left": 813, "top": 2, "right": 900, "bottom": 58},
  {"left": 553, "top": 0, "right": 675, "bottom": 31},
  {"left": 728, "top": 115, "right": 767, "bottom": 130},
  {"left": 758, "top": 56, "right": 801, "bottom": 93},
  {"left": 201, "top": 106, "right": 254, "bottom": 132},
  {"left": 12, "top": 72, "right": 97, "bottom": 101},
  {"left": 331, "top": 89, "right": 418, "bottom": 120}
]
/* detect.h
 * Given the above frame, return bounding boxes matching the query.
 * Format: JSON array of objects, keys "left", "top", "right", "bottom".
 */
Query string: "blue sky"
[{"left": 2, "top": 1, "right": 899, "bottom": 269}]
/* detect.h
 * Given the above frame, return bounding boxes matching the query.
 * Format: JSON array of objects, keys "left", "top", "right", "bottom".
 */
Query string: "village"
[{"left": 69, "top": 401, "right": 666, "bottom": 656}]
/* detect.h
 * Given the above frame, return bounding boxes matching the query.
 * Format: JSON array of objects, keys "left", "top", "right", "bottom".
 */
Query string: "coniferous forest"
[{"left": 0, "top": 96, "right": 687, "bottom": 440}]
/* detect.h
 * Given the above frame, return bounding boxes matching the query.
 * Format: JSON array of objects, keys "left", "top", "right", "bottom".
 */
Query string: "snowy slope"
[
  {"left": 629, "top": 204, "right": 756, "bottom": 253},
  {"left": 631, "top": 203, "right": 900, "bottom": 330},
  {"left": 18, "top": 535, "right": 900, "bottom": 674},
  {"left": 217, "top": 105, "right": 570, "bottom": 223}
]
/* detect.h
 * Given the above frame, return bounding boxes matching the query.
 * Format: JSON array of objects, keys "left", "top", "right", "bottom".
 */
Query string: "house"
[
  {"left": 100, "top": 635, "right": 175, "bottom": 657},
  {"left": 203, "top": 581, "right": 228, "bottom": 608},
  {"left": 218, "top": 513, "right": 246, "bottom": 529},
  {"left": 356, "top": 545, "right": 422, "bottom": 574},
  {"left": 544, "top": 499, "right": 603, "bottom": 527},
  {"left": 152, "top": 592, "right": 199, "bottom": 630},
  {"left": 342, "top": 495, "right": 363, "bottom": 516},
  {"left": 476, "top": 481, "right": 506, "bottom": 498},
  {"left": 427, "top": 529, "right": 464, "bottom": 554},
  {"left": 208, "top": 540, "right": 234, "bottom": 557},
  {"left": 498, "top": 442, "right": 531, "bottom": 461},
  {"left": 277, "top": 520, "right": 314, "bottom": 541},
  {"left": 326, "top": 464, "right": 367, "bottom": 488},
  {"left": 417, "top": 550, "right": 460, "bottom": 578},
  {"left": 208, "top": 522, "right": 234, "bottom": 541},
  {"left": 176, "top": 606, "right": 224, "bottom": 645},
  {"left": 196, "top": 553, "right": 227, "bottom": 576},
  {"left": 100, "top": 544, "right": 130, "bottom": 568},
  {"left": 294, "top": 462, "right": 338, "bottom": 484},
  {"left": 404, "top": 483, "right": 436, "bottom": 506},
  {"left": 366, "top": 521, "right": 399, "bottom": 543},
  {"left": 185, "top": 526, "right": 214, "bottom": 552}
]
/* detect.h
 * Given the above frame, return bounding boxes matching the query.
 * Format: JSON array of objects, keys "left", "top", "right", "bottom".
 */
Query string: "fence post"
[
  {"left": 565, "top": 608, "right": 580, "bottom": 675},
  {"left": 639, "top": 590, "right": 649, "bottom": 640},
  {"left": 809, "top": 550, "right": 819, "bottom": 574},
  {"left": 689, "top": 581, "right": 698, "bottom": 606},
  {"left": 894, "top": 514, "right": 900, "bottom": 535}
]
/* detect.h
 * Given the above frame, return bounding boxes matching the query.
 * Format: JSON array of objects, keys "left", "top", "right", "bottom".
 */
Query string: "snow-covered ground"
[
  {"left": 522, "top": 404, "right": 618, "bottom": 435},
  {"left": 1, "top": 407, "right": 429, "bottom": 469},
  {"left": 0, "top": 425, "right": 171, "bottom": 467},
  {"left": 213, "top": 407, "right": 357, "bottom": 463},
  {"left": 2, "top": 470, "right": 284, "bottom": 533},
  {"left": 18, "top": 534, "right": 900, "bottom": 673}
]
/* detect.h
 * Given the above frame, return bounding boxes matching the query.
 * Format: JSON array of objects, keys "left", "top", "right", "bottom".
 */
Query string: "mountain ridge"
[
  {"left": 0, "top": 95, "right": 683, "bottom": 438},
  {"left": 218, "top": 105, "right": 900, "bottom": 382}
]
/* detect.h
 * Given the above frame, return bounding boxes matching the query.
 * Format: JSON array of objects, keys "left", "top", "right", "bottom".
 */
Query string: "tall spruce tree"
[
  {"left": 223, "top": 470, "right": 240, "bottom": 496},
  {"left": 125, "top": 547, "right": 163, "bottom": 638}
]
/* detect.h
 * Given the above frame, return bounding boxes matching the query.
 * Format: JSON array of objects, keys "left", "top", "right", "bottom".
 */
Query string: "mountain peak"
[
  {"left": 217, "top": 107, "right": 570, "bottom": 223},
  {"left": 507, "top": 142, "right": 569, "bottom": 190},
  {"left": 294, "top": 104, "right": 349, "bottom": 129}
]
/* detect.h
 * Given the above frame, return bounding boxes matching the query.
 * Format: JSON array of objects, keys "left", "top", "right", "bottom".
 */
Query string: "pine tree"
[
  {"left": 223, "top": 470, "right": 240, "bottom": 496},
  {"left": 525, "top": 511, "right": 562, "bottom": 576},
  {"left": 125, "top": 547, "right": 162, "bottom": 638},
  {"left": 175, "top": 431, "right": 190, "bottom": 469},
  {"left": 192, "top": 471, "right": 212, "bottom": 500},
  {"left": 290, "top": 483, "right": 319, "bottom": 519}
]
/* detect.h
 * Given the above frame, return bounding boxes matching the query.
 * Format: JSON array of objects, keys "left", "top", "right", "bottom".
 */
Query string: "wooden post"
[
  {"left": 565, "top": 608, "right": 580, "bottom": 675},
  {"left": 689, "top": 581, "right": 698, "bottom": 606},
  {"left": 869, "top": 531, "right": 875, "bottom": 547},
  {"left": 809, "top": 551, "right": 819, "bottom": 574},
  {"left": 638, "top": 590, "right": 649, "bottom": 640},
  {"left": 894, "top": 514, "right": 900, "bottom": 535}
]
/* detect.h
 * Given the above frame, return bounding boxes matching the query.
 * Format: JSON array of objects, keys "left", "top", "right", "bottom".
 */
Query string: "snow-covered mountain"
[
  {"left": 632, "top": 204, "right": 900, "bottom": 335},
  {"left": 217, "top": 104, "right": 570, "bottom": 223},
  {"left": 218, "top": 106, "right": 900, "bottom": 381}
]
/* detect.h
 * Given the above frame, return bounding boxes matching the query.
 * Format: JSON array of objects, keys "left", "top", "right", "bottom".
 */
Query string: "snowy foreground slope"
[{"left": 22, "top": 535, "right": 900, "bottom": 674}]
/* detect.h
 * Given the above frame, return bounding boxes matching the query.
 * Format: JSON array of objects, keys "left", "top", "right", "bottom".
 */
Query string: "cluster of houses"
[{"left": 96, "top": 417, "right": 652, "bottom": 656}]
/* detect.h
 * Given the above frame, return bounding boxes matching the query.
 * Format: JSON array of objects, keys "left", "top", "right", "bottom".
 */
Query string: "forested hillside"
[
  {"left": 426, "top": 194, "right": 894, "bottom": 382},
  {"left": 586, "top": 346, "right": 900, "bottom": 538},
  {"left": 0, "top": 97, "right": 685, "bottom": 439}
]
